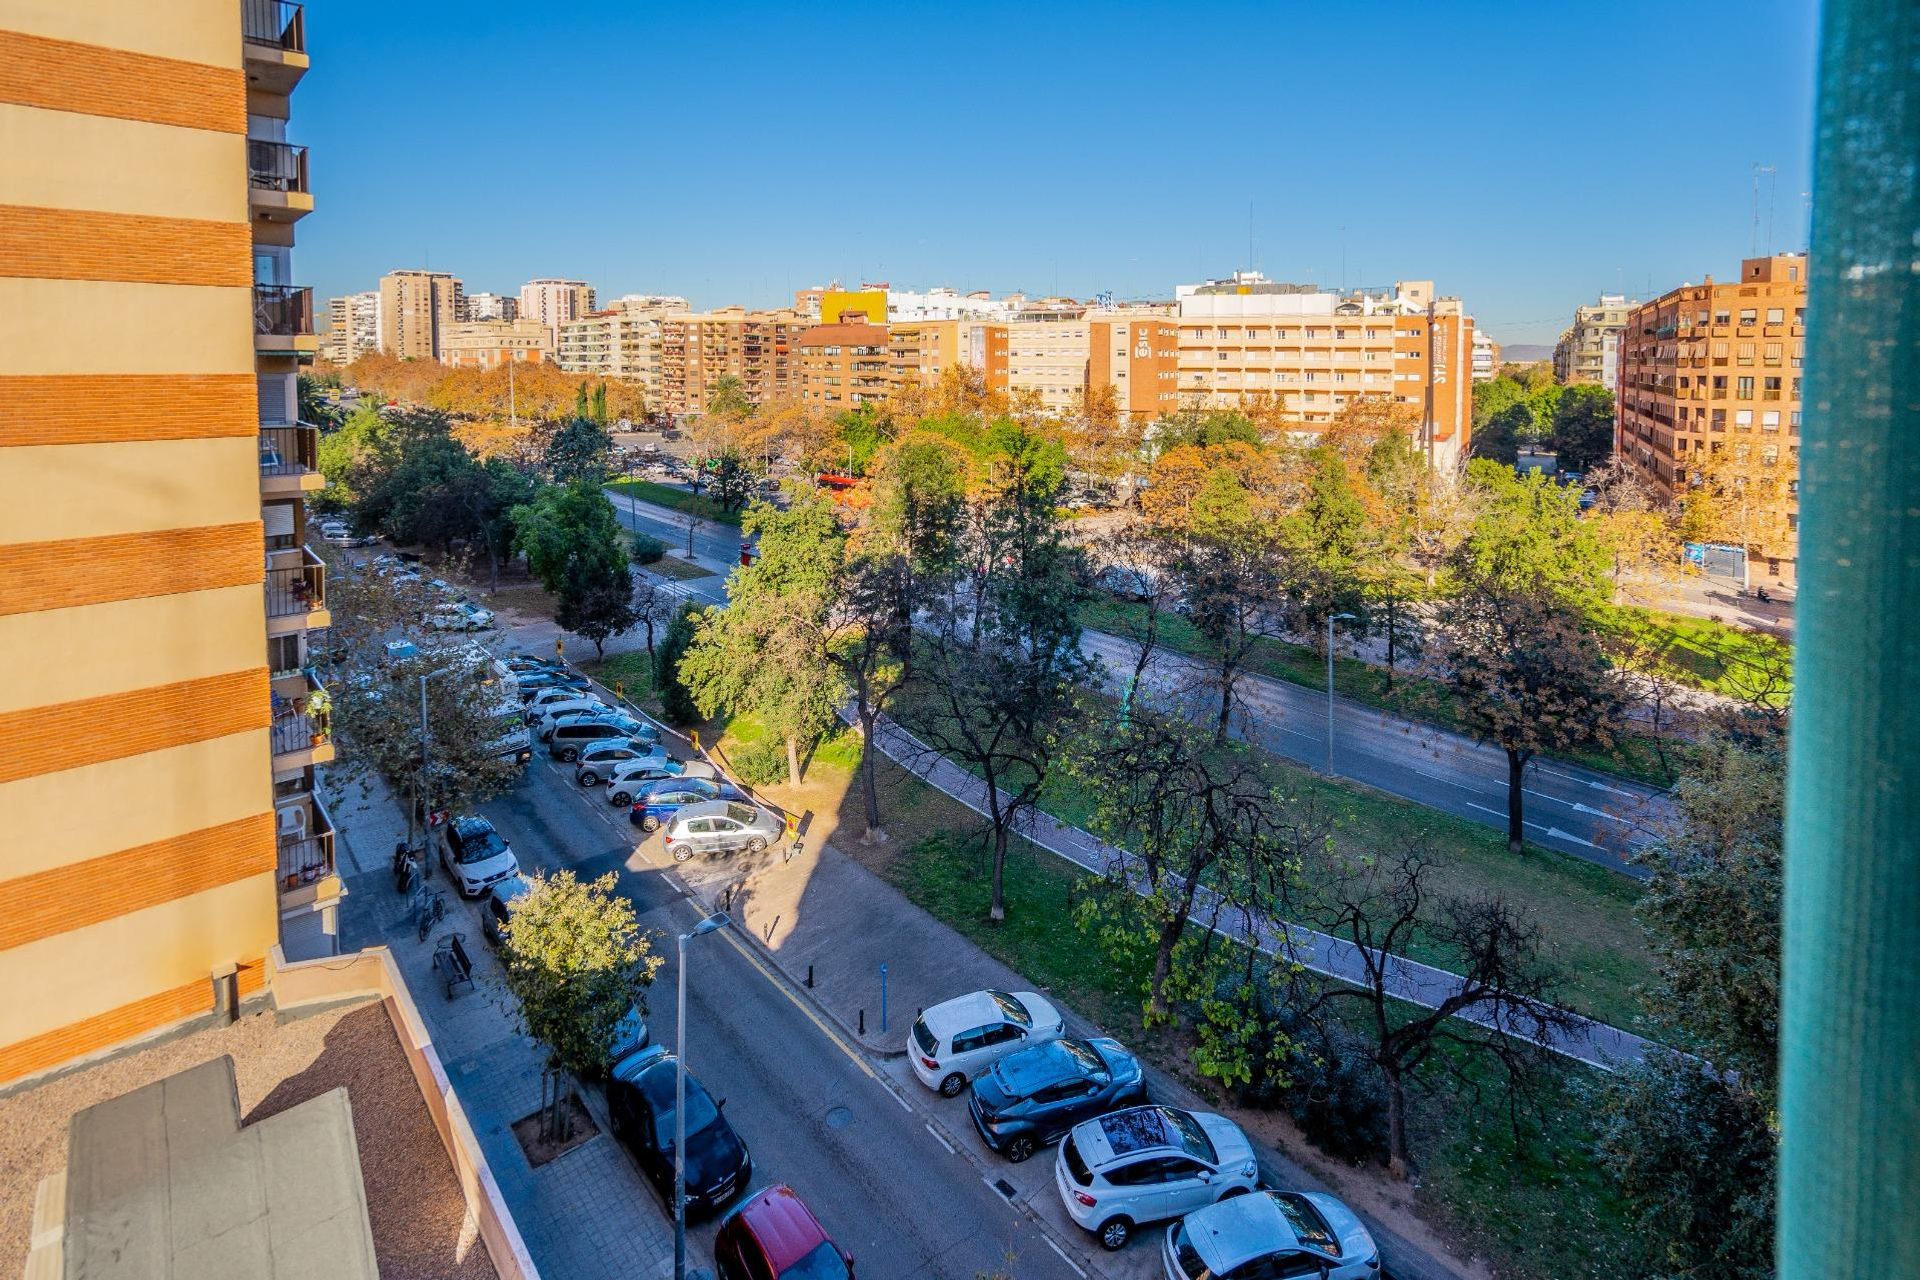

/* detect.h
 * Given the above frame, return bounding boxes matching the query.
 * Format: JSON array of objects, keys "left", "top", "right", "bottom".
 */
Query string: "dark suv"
[
  {"left": 608, "top": 1047, "right": 752, "bottom": 1217},
  {"left": 967, "top": 1036, "right": 1146, "bottom": 1163}
]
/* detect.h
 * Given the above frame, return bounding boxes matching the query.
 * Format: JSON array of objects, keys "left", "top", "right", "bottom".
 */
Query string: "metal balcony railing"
[
  {"left": 254, "top": 284, "right": 314, "bottom": 337},
  {"left": 242, "top": 0, "right": 305, "bottom": 52},
  {"left": 271, "top": 680, "right": 331, "bottom": 754},
  {"left": 277, "top": 830, "right": 335, "bottom": 887},
  {"left": 259, "top": 423, "right": 317, "bottom": 477},
  {"left": 265, "top": 547, "right": 325, "bottom": 617},
  {"left": 247, "top": 140, "right": 310, "bottom": 195}
]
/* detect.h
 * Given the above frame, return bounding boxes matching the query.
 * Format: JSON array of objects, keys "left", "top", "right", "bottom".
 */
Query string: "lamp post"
[
  {"left": 1325, "top": 613, "right": 1357, "bottom": 775},
  {"left": 674, "top": 911, "right": 730, "bottom": 1280},
  {"left": 417, "top": 665, "right": 454, "bottom": 876}
]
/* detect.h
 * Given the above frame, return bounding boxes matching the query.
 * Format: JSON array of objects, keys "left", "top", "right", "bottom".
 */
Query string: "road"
[
  {"left": 607, "top": 486, "right": 1673, "bottom": 874},
  {"left": 464, "top": 757, "right": 1093, "bottom": 1279}
]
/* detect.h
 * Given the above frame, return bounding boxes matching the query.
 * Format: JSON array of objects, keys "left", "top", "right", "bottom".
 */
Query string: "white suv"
[
  {"left": 1056, "top": 1105, "right": 1258, "bottom": 1251},
  {"left": 908, "top": 989, "right": 1064, "bottom": 1097}
]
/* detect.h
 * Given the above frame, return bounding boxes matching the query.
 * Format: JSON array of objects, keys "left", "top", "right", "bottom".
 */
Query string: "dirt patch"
[
  {"left": 510, "top": 1094, "right": 601, "bottom": 1167},
  {"left": 650, "top": 555, "right": 715, "bottom": 581}
]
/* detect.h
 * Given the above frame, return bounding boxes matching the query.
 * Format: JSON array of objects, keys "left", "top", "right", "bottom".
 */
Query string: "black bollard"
[
  {"left": 858, "top": 1009, "right": 865, "bottom": 1035},
  {"left": 806, "top": 964, "right": 814, "bottom": 989}
]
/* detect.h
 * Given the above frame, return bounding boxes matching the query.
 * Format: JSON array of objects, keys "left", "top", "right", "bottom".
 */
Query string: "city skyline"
[{"left": 294, "top": 0, "right": 1816, "bottom": 346}]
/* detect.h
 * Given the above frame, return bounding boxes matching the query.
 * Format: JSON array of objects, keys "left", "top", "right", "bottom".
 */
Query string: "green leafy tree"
[
  {"left": 544, "top": 417, "right": 613, "bottom": 485},
  {"left": 681, "top": 491, "right": 848, "bottom": 785},
  {"left": 706, "top": 374, "right": 753, "bottom": 420},
  {"left": 513, "top": 481, "right": 629, "bottom": 595},
  {"left": 496, "top": 870, "right": 663, "bottom": 1140},
  {"left": 869, "top": 432, "right": 968, "bottom": 676},
  {"left": 1455, "top": 459, "right": 1612, "bottom": 612},
  {"left": 315, "top": 400, "right": 385, "bottom": 512},
  {"left": 1551, "top": 383, "right": 1617, "bottom": 473},
  {"left": 351, "top": 409, "right": 488, "bottom": 551},
  {"left": 652, "top": 604, "right": 703, "bottom": 725},
  {"left": 557, "top": 569, "right": 638, "bottom": 658},
  {"left": 1278, "top": 446, "right": 1371, "bottom": 650},
  {"left": 834, "top": 549, "right": 910, "bottom": 842},
  {"left": 629, "top": 532, "right": 667, "bottom": 564},
  {"left": 456, "top": 456, "right": 537, "bottom": 592},
  {"left": 706, "top": 448, "right": 755, "bottom": 513}
]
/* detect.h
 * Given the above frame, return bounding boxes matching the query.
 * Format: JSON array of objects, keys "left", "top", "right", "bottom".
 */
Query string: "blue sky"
[{"left": 295, "top": 1, "right": 1818, "bottom": 346}]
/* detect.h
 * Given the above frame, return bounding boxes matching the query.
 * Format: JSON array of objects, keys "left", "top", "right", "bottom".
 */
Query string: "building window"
[{"left": 1737, "top": 376, "right": 1755, "bottom": 399}]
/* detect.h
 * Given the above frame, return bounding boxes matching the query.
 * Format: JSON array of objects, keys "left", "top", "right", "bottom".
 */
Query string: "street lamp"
[
  {"left": 1325, "top": 614, "right": 1357, "bottom": 775},
  {"left": 416, "top": 665, "right": 454, "bottom": 876},
  {"left": 674, "top": 910, "right": 730, "bottom": 1280}
]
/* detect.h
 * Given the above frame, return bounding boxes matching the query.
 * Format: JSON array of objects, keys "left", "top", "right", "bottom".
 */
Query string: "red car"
[{"left": 713, "top": 1184, "right": 853, "bottom": 1280}]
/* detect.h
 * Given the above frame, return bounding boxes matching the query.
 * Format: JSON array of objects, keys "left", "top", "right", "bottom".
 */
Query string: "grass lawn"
[
  {"left": 608, "top": 478, "right": 743, "bottom": 526},
  {"left": 579, "top": 650, "right": 664, "bottom": 717},
  {"left": 648, "top": 555, "right": 715, "bottom": 581},
  {"left": 1603, "top": 605, "right": 1793, "bottom": 705},
  {"left": 1079, "top": 597, "right": 1680, "bottom": 788}
]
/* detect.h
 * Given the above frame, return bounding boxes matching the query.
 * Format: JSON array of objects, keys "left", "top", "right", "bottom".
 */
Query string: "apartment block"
[
  {"left": 1472, "top": 328, "right": 1500, "bottom": 381},
  {"left": 1174, "top": 271, "right": 1474, "bottom": 466},
  {"left": 1617, "top": 254, "right": 1807, "bottom": 579},
  {"left": 1090, "top": 312, "right": 1179, "bottom": 421},
  {"left": 1006, "top": 305, "right": 1092, "bottom": 414},
  {"left": 797, "top": 322, "right": 894, "bottom": 411},
  {"left": 556, "top": 297, "right": 680, "bottom": 414},
  {"left": 888, "top": 286, "right": 1011, "bottom": 323},
  {"left": 887, "top": 319, "right": 964, "bottom": 387},
  {"left": 657, "top": 308, "right": 807, "bottom": 415},
  {"left": 1554, "top": 294, "right": 1635, "bottom": 385},
  {"left": 378, "top": 268, "right": 463, "bottom": 361},
  {"left": 464, "top": 289, "right": 517, "bottom": 322},
  {"left": 441, "top": 317, "right": 552, "bottom": 369},
  {"left": 320, "top": 289, "right": 379, "bottom": 366},
  {"left": 519, "top": 277, "right": 596, "bottom": 345},
  {"left": 0, "top": 0, "right": 343, "bottom": 1086}
]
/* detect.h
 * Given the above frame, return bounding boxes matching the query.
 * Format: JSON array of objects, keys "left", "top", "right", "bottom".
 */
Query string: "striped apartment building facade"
[{"left": 0, "top": 0, "right": 338, "bottom": 1087}]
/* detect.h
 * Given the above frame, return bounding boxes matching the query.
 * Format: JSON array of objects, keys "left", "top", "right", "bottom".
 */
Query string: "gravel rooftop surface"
[{"left": 0, "top": 999, "right": 497, "bottom": 1280}]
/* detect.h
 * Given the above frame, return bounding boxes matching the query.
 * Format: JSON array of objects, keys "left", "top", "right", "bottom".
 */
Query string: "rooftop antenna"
[{"left": 1751, "top": 162, "right": 1776, "bottom": 256}]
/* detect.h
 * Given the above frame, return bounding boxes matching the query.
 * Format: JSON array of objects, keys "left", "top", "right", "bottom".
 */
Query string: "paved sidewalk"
[{"left": 851, "top": 713, "right": 1654, "bottom": 1072}]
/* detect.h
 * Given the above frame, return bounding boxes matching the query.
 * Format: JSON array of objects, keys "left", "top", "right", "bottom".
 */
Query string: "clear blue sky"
[{"left": 296, "top": 0, "right": 1817, "bottom": 346}]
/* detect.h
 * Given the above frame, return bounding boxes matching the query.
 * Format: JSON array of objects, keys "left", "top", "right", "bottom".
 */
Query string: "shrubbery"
[
  {"left": 630, "top": 532, "right": 667, "bottom": 564},
  {"left": 727, "top": 736, "right": 787, "bottom": 787}
]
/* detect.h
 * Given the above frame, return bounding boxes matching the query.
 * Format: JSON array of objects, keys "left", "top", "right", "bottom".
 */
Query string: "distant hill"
[{"left": 1498, "top": 343, "right": 1554, "bottom": 363}]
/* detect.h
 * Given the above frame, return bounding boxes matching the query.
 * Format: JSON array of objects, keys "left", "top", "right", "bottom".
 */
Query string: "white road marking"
[
  {"left": 924, "top": 1122, "right": 955, "bottom": 1155},
  {"left": 1046, "top": 1237, "right": 1089, "bottom": 1278},
  {"left": 1547, "top": 826, "right": 1604, "bottom": 850}
]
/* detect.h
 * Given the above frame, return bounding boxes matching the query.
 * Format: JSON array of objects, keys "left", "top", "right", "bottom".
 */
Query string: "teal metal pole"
[{"left": 1780, "top": 2, "right": 1920, "bottom": 1275}]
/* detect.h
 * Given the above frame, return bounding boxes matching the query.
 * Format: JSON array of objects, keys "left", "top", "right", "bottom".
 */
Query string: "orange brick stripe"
[
  {"left": 0, "top": 957, "right": 265, "bottom": 1087},
  {"left": 0, "top": 812, "right": 275, "bottom": 952},
  {"left": 0, "top": 30, "right": 245, "bottom": 133},
  {"left": 0, "top": 667, "right": 269, "bottom": 785},
  {"left": 0, "top": 521, "right": 262, "bottom": 618},
  {"left": 0, "top": 373, "right": 257, "bottom": 447},
  {"left": 0, "top": 205, "right": 251, "bottom": 287}
]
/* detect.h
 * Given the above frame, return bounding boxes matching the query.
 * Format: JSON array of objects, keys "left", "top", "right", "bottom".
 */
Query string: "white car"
[
  {"left": 531, "top": 695, "right": 610, "bottom": 736},
  {"left": 526, "top": 687, "right": 602, "bottom": 721},
  {"left": 427, "top": 604, "right": 482, "bottom": 631},
  {"left": 604, "top": 754, "right": 715, "bottom": 805},
  {"left": 1056, "top": 1105, "right": 1258, "bottom": 1252},
  {"left": 908, "top": 989, "right": 1064, "bottom": 1097},
  {"left": 1164, "top": 1189, "right": 1380, "bottom": 1279},
  {"left": 439, "top": 815, "right": 521, "bottom": 899}
]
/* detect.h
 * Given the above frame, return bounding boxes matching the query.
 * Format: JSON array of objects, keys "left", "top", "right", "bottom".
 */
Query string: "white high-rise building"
[
  {"left": 320, "top": 290, "right": 380, "bottom": 365},
  {"left": 519, "top": 278, "right": 596, "bottom": 345},
  {"left": 887, "top": 286, "right": 1013, "bottom": 323},
  {"left": 465, "top": 291, "right": 518, "bottom": 322}
]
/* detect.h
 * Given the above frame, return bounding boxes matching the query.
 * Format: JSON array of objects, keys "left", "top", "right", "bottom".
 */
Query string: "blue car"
[{"left": 629, "top": 776, "right": 746, "bottom": 830}]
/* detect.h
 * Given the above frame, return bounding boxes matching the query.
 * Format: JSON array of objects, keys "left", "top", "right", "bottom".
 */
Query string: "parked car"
[
  {"left": 604, "top": 754, "right": 716, "bottom": 805},
  {"left": 440, "top": 815, "right": 520, "bottom": 899},
  {"left": 530, "top": 694, "right": 611, "bottom": 734},
  {"left": 514, "top": 670, "right": 592, "bottom": 701},
  {"left": 607, "top": 1046, "right": 752, "bottom": 1217},
  {"left": 574, "top": 737, "right": 669, "bottom": 786},
  {"left": 1056, "top": 1105, "right": 1259, "bottom": 1251},
  {"left": 426, "top": 603, "right": 484, "bottom": 631},
  {"left": 480, "top": 874, "right": 534, "bottom": 947},
  {"left": 503, "top": 655, "right": 568, "bottom": 676},
  {"left": 549, "top": 716, "right": 654, "bottom": 762},
  {"left": 909, "top": 989, "right": 1065, "bottom": 1097},
  {"left": 968, "top": 1036, "right": 1147, "bottom": 1163},
  {"left": 714, "top": 1185, "right": 853, "bottom": 1280},
  {"left": 657, "top": 800, "right": 781, "bottom": 861},
  {"left": 540, "top": 706, "right": 648, "bottom": 743},
  {"left": 1165, "top": 1190, "right": 1379, "bottom": 1279},
  {"left": 629, "top": 776, "right": 747, "bottom": 830}
]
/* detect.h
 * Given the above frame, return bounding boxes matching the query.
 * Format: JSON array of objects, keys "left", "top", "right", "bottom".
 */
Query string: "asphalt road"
[
  {"left": 472, "top": 755, "right": 1092, "bottom": 1279},
  {"left": 607, "top": 486, "right": 736, "bottom": 608}
]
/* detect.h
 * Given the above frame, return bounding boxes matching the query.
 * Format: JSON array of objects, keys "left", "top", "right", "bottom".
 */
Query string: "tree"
[
  {"left": 1550, "top": 383, "right": 1616, "bottom": 473},
  {"left": 315, "top": 400, "right": 385, "bottom": 512},
  {"left": 1369, "top": 444, "right": 1478, "bottom": 589},
  {"left": 1675, "top": 440, "right": 1800, "bottom": 567},
  {"left": 867, "top": 431, "right": 969, "bottom": 676},
  {"left": 1586, "top": 461, "right": 1685, "bottom": 606},
  {"left": 705, "top": 447, "right": 755, "bottom": 513},
  {"left": 681, "top": 491, "right": 848, "bottom": 785},
  {"left": 628, "top": 573, "right": 676, "bottom": 668},
  {"left": 652, "top": 604, "right": 702, "bottom": 725},
  {"left": 557, "top": 569, "right": 638, "bottom": 658},
  {"left": 544, "top": 417, "right": 613, "bottom": 485},
  {"left": 1455, "top": 459, "right": 1612, "bottom": 612},
  {"left": 1277, "top": 446, "right": 1371, "bottom": 652},
  {"left": 833, "top": 549, "right": 910, "bottom": 842},
  {"left": 705, "top": 373, "right": 753, "bottom": 420},
  {"left": 456, "top": 456, "right": 536, "bottom": 593},
  {"left": 513, "top": 481, "right": 629, "bottom": 597},
  {"left": 495, "top": 870, "right": 663, "bottom": 1141},
  {"left": 1295, "top": 844, "right": 1576, "bottom": 1176}
]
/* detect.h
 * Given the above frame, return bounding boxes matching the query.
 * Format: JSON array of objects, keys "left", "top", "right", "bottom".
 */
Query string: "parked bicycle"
[{"left": 414, "top": 886, "right": 446, "bottom": 942}]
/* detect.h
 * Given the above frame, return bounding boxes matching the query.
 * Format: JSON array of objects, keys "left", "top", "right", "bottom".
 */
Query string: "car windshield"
[
  {"left": 780, "top": 1242, "right": 851, "bottom": 1280},
  {"left": 986, "top": 990, "right": 1031, "bottom": 1027},
  {"left": 653, "top": 1083, "right": 720, "bottom": 1149},
  {"left": 1055, "top": 1038, "right": 1103, "bottom": 1076},
  {"left": 1163, "top": 1108, "right": 1217, "bottom": 1164},
  {"left": 1273, "top": 1192, "right": 1340, "bottom": 1254},
  {"left": 456, "top": 831, "right": 507, "bottom": 865}
]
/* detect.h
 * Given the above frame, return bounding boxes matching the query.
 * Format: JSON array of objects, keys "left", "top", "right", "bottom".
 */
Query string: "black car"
[
  {"left": 608, "top": 1048, "right": 752, "bottom": 1216},
  {"left": 967, "top": 1036, "right": 1146, "bottom": 1163}
]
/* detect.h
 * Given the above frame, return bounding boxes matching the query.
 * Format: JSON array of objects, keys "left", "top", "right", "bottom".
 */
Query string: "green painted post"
[{"left": 1780, "top": 2, "right": 1920, "bottom": 1275}]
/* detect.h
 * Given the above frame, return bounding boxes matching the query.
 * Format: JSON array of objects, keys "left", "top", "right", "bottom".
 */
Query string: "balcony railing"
[
  {"left": 265, "top": 546, "right": 326, "bottom": 617},
  {"left": 271, "top": 677, "right": 332, "bottom": 755},
  {"left": 247, "top": 140, "right": 310, "bottom": 195},
  {"left": 277, "top": 830, "right": 334, "bottom": 888},
  {"left": 254, "top": 284, "right": 314, "bottom": 337},
  {"left": 259, "top": 423, "right": 317, "bottom": 477},
  {"left": 242, "top": 0, "right": 305, "bottom": 51}
]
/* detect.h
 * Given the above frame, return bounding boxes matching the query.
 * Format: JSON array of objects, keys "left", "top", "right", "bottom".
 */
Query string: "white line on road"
[
  {"left": 1045, "top": 1237, "right": 1089, "bottom": 1278},
  {"left": 924, "top": 1122, "right": 955, "bottom": 1155}
]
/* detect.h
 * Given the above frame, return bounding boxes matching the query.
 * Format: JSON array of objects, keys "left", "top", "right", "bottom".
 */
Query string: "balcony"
[
  {"left": 241, "top": 0, "right": 308, "bottom": 95},
  {"left": 259, "top": 423, "right": 322, "bottom": 497},
  {"left": 265, "top": 545, "right": 329, "bottom": 635},
  {"left": 277, "top": 806, "right": 335, "bottom": 893},
  {"left": 270, "top": 672, "right": 335, "bottom": 771},
  {"left": 247, "top": 140, "right": 313, "bottom": 223},
  {"left": 254, "top": 284, "right": 318, "bottom": 356}
]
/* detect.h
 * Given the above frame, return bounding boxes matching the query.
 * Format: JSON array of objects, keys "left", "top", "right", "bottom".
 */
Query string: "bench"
[{"left": 433, "top": 932, "right": 474, "bottom": 1000}]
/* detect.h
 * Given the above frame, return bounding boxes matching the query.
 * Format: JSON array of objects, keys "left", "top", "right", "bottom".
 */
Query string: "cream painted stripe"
[
  {"left": 0, "top": 104, "right": 247, "bottom": 223},
  {"left": 0, "top": 0, "right": 243, "bottom": 69},
  {"left": 0, "top": 437, "right": 260, "bottom": 543},
  {"left": 0, "top": 729, "right": 273, "bottom": 878},
  {"left": 0, "top": 584, "right": 270, "bottom": 714},
  {"left": 0, "top": 873, "right": 277, "bottom": 1049},
  {"left": 0, "top": 279, "right": 253, "bottom": 376}
]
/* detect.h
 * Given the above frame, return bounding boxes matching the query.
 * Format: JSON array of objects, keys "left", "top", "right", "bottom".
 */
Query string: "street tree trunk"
[
  {"left": 1213, "top": 662, "right": 1236, "bottom": 745},
  {"left": 857, "top": 707, "right": 887, "bottom": 844},
  {"left": 989, "top": 821, "right": 1009, "bottom": 923},
  {"left": 1505, "top": 747, "right": 1529, "bottom": 854},
  {"left": 1384, "top": 1063, "right": 1412, "bottom": 1179},
  {"left": 1146, "top": 872, "right": 1205, "bottom": 1025},
  {"left": 785, "top": 734, "right": 802, "bottom": 788}
]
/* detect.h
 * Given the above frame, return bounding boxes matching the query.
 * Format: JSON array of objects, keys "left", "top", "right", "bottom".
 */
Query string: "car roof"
[
  {"left": 669, "top": 798, "right": 738, "bottom": 823},
  {"left": 451, "top": 816, "right": 495, "bottom": 837},
  {"left": 1182, "top": 1191, "right": 1305, "bottom": 1271},
  {"left": 725, "top": 1185, "right": 830, "bottom": 1269},
  {"left": 922, "top": 990, "right": 1004, "bottom": 1038},
  {"left": 1077, "top": 1105, "right": 1195, "bottom": 1167},
  {"left": 994, "top": 1037, "right": 1106, "bottom": 1093},
  {"left": 489, "top": 875, "right": 533, "bottom": 906}
]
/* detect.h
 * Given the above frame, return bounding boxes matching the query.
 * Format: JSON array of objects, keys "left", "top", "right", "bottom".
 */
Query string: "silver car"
[
  {"left": 658, "top": 800, "right": 781, "bottom": 862},
  {"left": 1164, "top": 1189, "right": 1379, "bottom": 1279}
]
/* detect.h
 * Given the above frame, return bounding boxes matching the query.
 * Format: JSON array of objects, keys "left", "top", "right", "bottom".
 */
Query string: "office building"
[
  {"left": 1090, "top": 312, "right": 1180, "bottom": 421},
  {"left": 377, "top": 268, "right": 462, "bottom": 361},
  {"left": 519, "top": 277, "right": 596, "bottom": 345},
  {"left": 0, "top": 0, "right": 341, "bottom": 1086},
  {"left": 1554, "top": 293, "right": 1635, "bottom": 386},
  {"left": 320, "top": 290, "right": 379, "bottom": 366},
  {"left": 797, "top": 322, "right": 894, "bottom": 411},
  {"left": 464, "top": 290, "right": 517, "bottom": 322},
  {"left": 441, "top": 317, "right": 552, "bottom": 369},
  {"left": 1174, "top": 271, "right": 1475, "bottom": 466},
  {"left": 1617, "top": 254, "right": 1807, "bottom": 581}
]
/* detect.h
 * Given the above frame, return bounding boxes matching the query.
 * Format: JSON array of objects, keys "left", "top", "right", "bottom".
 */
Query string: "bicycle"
[{"left": 414, "top": 887, "right": 447, "bottom": 942}]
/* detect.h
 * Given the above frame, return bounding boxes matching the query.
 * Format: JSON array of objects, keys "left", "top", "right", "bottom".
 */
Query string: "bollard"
[
  {"left": 858, "top": 1009, "right": 865, "bottom": 1036},
  {"left": 806, "top": 964, "right": 814, "bottom": 989},
  {"left": 880, "top": 963, "right": 889, "bottom": 1034}
]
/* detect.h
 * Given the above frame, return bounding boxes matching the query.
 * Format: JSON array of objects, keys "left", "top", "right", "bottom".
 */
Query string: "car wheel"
[
  {"left": 640, "top": 815, "right": 659, "bottom": 832},
  {"left": 558, "top": 747, "right": 578, "bottom": 762},
  {"left": 744, "top": 836, "right": 768, "bottom": 854},
  {"left": 1005, "top": 1134, "right": 1036, "bottom": 1164},
  {"left": 1097, "top": 1217, "right": 1131, "bottom": 1251},
  {"left": 939, "top": 1072, "right": 966, "bottom": 1098},
  {"left": 671, "top": 846, "right": 692, "bottom": 863},
  {"left": 578, "top": 770, "right": 599, "bottom": 786},
  {"left": 610, "top": 790, "right": 630, "bottom": 806}
]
